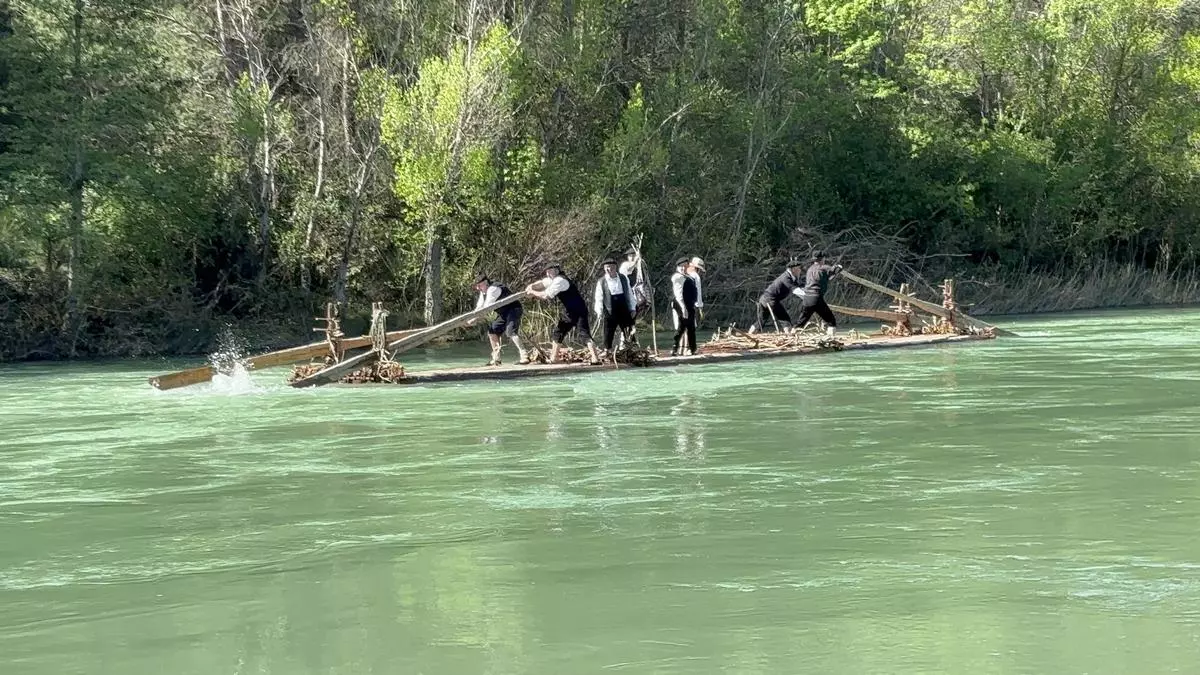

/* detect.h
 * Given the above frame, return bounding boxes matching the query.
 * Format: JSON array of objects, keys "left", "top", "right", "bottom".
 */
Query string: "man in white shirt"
[
  {"left": 471, "top": 275, "right": 528, "bottom": 366},
  {"left": 526, "top": 263, "right": 601, "bottom": 365},
  {"left": 670, "top": 257, "right": 700, "bottom": 355},
  {"left": 593, "top": 258, "right": 638, "bottom": 356}
]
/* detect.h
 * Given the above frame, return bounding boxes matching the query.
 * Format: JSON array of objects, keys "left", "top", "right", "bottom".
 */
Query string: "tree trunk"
[
  {"left": 63, "top": 0, "right": 86, "bottom": 357},
  {"left": 257, "top": 116, "right": 275, "bottom": 267},
  {"left": 301, "top": 86, "right": 326, "bottom": 291},
  {"left": 333, "top": 165, "right": 368, "bottom": 308},
  {"left": 332, "top": 196, "right": 357, "bottom": 307},
  {"left": 424, "top": 225, "right": 443, "bottom": 324}
]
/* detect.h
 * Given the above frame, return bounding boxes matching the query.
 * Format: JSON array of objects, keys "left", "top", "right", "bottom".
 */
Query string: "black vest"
[
  {"left": 674, "top": 273, "right": 698, "bottom": 308},
  {"left": 762, "top": 270, "right": 801, "bottom": 303},
  {"left": 554, "top": 275, "right": 588, "bottom": 317},
  {"left": 490, "top": 283, "right": 520, "bottom": 317},
  {"left": 600, "top": 274, "right": 633, "bottom": 315}
]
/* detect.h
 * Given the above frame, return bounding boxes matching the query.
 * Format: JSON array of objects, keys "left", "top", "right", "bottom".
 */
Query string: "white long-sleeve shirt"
[
  {"left": 541, "top": 275, "right": 570, "bottom": 299},
  {"left": 671, "top": 272, "right": 690, "bottom": 319},
  {"left": 593, "top": 273, "right": 637, "bottom": 319},
  {"left": 474, "top": 285, "right": 503, "bottom": 310}
]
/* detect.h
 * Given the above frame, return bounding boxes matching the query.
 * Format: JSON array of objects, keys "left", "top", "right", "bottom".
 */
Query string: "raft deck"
[{"left": 390, "top": 332, "right": 992, "bottom": 386}]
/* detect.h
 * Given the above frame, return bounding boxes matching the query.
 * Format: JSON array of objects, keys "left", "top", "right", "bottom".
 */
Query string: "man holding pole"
[
  {"left": 526, "top": 263, "right": 602, "bottom": 365},
  {"left": 796, "top": 250, "right": 843, "bottom": 336},
  {"left": 471, "top": 274, "right": 530, "bottom": 366},
  {"left": 750, "top": 259, "right": 807, "bottom": 334},
  {"left": 619, "top": 241, "right": 653, "bottom": 351}
]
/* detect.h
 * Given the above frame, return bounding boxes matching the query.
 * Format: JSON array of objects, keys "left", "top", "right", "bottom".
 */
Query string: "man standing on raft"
[
  {"left": 671, "top": 257, "right": 700, "bottom": 355},
  {"left": 526, "top": 263, "right": 602, "bottom": 365},
  {"left": 797, "top": 250, "right": 843, "bottom": 336},
  {"left": 593, "top": 258, "right": 638, "bottom": 358},
  {"left": 750, "top": 258, "right": 807, "bottom": 334},
  {"left": 470, "top": 275, "right": 529, "bottom": 366}
]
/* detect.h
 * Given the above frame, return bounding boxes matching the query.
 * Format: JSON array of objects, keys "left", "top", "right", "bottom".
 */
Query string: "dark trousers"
[
  {"left": 752, "top": 297, "right": 791, "bottom": 332},
  {"left": 797, "top": 297, "right": 836, "bottom": 328},
  {"left": 487, "top": 307, "right": 522, "bottom": 337},
  {"left": 602, "top": 302, "right": 636, "bottom": 350},
  {"left": 552, "top": 310, "right": 593, "bottom": 344},
  {"left": 672, "top": 304, "right": 697, "bottom": 354}
]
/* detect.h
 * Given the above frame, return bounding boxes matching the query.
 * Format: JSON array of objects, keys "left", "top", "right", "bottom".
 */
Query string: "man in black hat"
[
  {"left": 750, "top": 259, "right": 807, "bottom": 333},
  {"left": 796, "top": 250, "right": 843, "bottom": 336},
  {"left": 670, "top": 257, "right": 699, "bottom": 355},
  {"left": 526, "top": 263, "right": 602, "bottom": 365},
  {"left": 593, "top": 258, "right": 638, "bottom": 356},
  {"left": 471, "top": 275, "right": 529, "bottom": 365}
]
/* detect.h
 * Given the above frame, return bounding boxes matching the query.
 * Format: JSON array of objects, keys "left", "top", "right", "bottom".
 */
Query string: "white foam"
[{"left": 207, "top": 362, "right": 262, "bottom": 395}]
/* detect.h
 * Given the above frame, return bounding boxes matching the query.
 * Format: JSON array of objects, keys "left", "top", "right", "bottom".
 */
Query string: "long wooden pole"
[
  {"left": 148, "top": 328, "right": 421, "bottom": 390},
  {"left": 289, "top": 291, "right": 528, "bottom": 388},
  {"left": 632, "top": 235, "right": 658, "bottom": 355},
  {"left": 839, "top": 270, "right": 1015, "bottom": 336}
]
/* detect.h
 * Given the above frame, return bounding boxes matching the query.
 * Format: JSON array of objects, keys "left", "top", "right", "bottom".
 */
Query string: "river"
[{"left": 2, "top": 309, "right": 1199, "bottom": 674}]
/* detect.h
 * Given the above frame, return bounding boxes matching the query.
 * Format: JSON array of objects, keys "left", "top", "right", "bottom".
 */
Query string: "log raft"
[
  {"left": 147, "top": 270, "right": 1007, "bottom": 391},
  {"left": 288, "top": 291, "right": 529, "bottom": 388},
  {"left": 148, "top": 328, "right": 421, "bottom": 390},
  {"left": 349, "top": 332, "right": 993, "bottom": 387}
]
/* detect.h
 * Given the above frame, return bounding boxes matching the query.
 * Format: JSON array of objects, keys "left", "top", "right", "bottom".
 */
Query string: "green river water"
[{"left": 2, "top": 309, "right": 1200, "bottom": 674}]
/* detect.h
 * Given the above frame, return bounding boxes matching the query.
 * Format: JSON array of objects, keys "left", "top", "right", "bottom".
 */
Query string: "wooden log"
[
  {"left": 828, "top": 304, "right": 909, "bottom": 323},
  {"left": 838, "top": 271, "right": 1016, "bottom": 336},
  {"left": 391, "top": 333, "right": 993, "bottom": 385},
  {"left": 148, "top": 365, "right": 216, "bottom": 391},
  {"left": 148, "top": 328, "right": 420, "bottom": 390},
  {"left": 289, "top": 291, "right": 529, "bottom": 389}
]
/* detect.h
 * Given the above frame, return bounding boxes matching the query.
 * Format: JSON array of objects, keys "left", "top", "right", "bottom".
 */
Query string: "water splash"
[
  {"left": 208, "top": 362, "right": 261, "bottom": 394},
  {"left": 204, "top": 326, "right": 262, "bottom": 395}
]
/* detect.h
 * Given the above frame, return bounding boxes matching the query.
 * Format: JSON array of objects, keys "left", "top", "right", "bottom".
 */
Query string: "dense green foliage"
[{"left": 3, "top": 0, "right": 1200, "bottom": 358}]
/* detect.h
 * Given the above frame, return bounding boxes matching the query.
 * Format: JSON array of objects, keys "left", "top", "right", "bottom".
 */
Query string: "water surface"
[{"left": 2, "top": 309, "right": 1200, "bottom": 674}]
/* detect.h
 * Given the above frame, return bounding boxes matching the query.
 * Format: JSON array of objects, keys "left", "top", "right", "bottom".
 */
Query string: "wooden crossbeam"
[{"left": 828, "top": 304, "right": 909, "bottom": 323}]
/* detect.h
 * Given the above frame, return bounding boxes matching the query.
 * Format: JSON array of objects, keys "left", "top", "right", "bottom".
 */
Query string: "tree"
[{"left": 381, "top": 13, "right": 517, "bottom": 323}]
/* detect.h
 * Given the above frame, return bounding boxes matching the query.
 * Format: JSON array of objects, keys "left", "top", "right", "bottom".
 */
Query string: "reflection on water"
[
  {"left": 670, "top": 394, "right": 707, "bottom": 460},
  {"left": 2, "top": 308, "right": 1200, "bottom": 674}
]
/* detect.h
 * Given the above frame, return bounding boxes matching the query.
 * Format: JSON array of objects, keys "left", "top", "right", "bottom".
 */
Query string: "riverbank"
[{"left": 3, "top": 261, "right": 1197, "bottom": 362}]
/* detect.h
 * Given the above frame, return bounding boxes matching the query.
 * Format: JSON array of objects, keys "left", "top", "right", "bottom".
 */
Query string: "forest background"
[{"left": 3, "top": 0, "right": 1200, "bottom": 360}]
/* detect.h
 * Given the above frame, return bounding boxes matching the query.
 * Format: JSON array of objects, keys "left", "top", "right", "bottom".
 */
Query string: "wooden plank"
[
  {"left": 247, "top": 329, "right": 417, "bottom": 370},
  {"left": 828, "top": 304, "right": 908, "bottom": 323},
  {"left": 148, "top": 328, "right": 420, "bottom": 390},
  {"left": 289, "top": 291, "right": 529, "bottom": 389},
  {"left": 147, "top": 365, "right": 215, "bottom": 391},
  {"left": 387, "top": 333, "right": 992, "bottom": 386},
  {"left": 838, "top": 271, "right": 1016, "bottom": 336}
]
